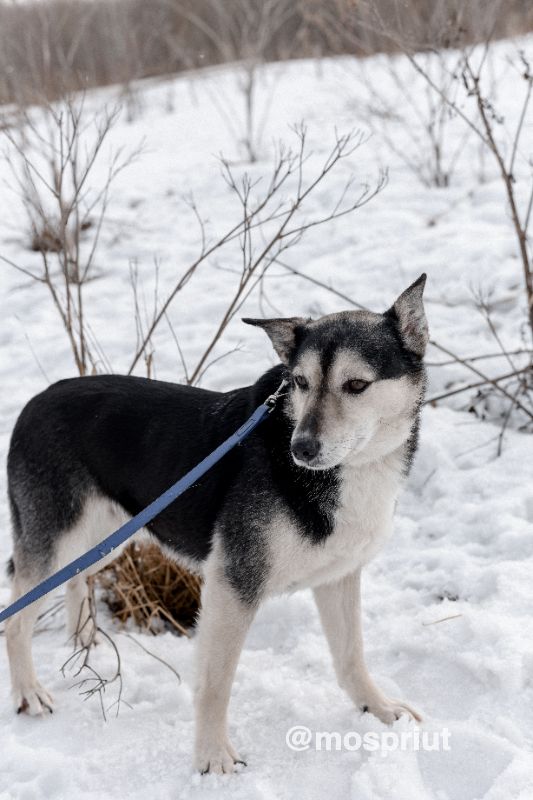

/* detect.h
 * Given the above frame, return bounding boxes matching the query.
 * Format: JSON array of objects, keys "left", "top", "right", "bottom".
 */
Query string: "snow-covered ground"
[{"left": 1, "top": 39, "right": 533, "bottom": 800}]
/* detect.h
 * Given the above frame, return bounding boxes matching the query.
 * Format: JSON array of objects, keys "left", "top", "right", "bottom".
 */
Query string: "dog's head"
[{"left": 244, "top": 274, "right": 428, "bottom": 470}]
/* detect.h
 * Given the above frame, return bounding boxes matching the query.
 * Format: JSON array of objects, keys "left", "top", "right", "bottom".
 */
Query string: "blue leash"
[{"left": 0, "top": 380, "right": 288, "bottom": 626}]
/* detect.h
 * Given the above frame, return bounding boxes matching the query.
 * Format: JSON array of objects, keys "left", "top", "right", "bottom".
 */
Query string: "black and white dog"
[{"left": 5, "top": 274, "right": 428, "bottom": 773}]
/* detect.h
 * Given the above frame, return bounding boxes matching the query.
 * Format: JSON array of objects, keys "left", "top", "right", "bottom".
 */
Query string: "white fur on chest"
[{"left": 265, "top": 454, "right": 404, "bottom": 595}]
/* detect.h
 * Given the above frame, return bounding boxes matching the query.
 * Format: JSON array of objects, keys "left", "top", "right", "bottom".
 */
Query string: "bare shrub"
[
  {"left": 400, "top": 47, "right": 533, "bottom": 343},
  {"left": 300, "top": 0, "right": 533, "bottom": 58},
  {"left": 169, "top": 0, "right": 298, "bottom": 162},
  {"left": 352, "top": 50, "right": 471, "bottom": 188},
  {"left": 1, "top": 96, "right": 143, "bottom": 375},
  {"left": 303, "top": 1, "right": 526, "bottom": 190},
  {"left": 127, "top": 126, "right": 385, "bottom": 381}
]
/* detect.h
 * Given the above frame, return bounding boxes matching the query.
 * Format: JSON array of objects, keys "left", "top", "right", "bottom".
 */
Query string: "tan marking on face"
[
  {"left": 289, "top": 350, "right": 320, "bottom": 426},
  {"left": 292, "top": 349, "right": 322, "bottom": 390},
  {"left": 328, "top": 349, "right": 377, "bottom": 388}
]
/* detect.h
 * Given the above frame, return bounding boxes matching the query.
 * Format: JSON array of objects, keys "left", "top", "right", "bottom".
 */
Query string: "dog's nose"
[{"left": 291, "top": 436, "right": 320, "bottom": 464}]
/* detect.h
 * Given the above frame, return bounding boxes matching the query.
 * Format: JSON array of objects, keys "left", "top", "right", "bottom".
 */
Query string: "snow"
[{"left": 1, "top": 38, "right": 533, "bottom": 800}]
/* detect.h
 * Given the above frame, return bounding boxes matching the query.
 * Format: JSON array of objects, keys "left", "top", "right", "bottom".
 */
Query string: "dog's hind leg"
[
  {"left": 5, "top": 566, "right": 54, "bottom": 716},
  {"left": 193, "top": 556, "right": 257, "bottom": 774},
  {"left": 6, "top": 494, "right": 134, "bottom": 715},
  {"left": 313, "top": 568, "right": 421, "bottom": 724},
  {"left": 61, "top": 494, "right": 141, "bottom": 649}
]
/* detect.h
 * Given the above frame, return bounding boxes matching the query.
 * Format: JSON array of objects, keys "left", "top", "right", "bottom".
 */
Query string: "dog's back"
[{"left": 7, "top": 370, "right": 283, "bottom": 572}]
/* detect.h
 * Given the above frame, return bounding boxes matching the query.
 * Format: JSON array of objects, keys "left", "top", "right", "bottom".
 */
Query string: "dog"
[{"left": 5, "top": 273, "right": 428, "bottom": 773}]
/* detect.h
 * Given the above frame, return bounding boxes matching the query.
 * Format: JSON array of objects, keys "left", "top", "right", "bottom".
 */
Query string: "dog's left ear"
[
  {"left": 242, "top": 317, "right": 307, "bottom": 364},
  {"left": 387, "top": 273, "right": 428, "bottom": 356}
]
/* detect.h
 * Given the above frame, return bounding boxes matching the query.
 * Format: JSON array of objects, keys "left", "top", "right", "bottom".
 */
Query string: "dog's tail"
[{"left": 6, "top": 557, "right": 14, "bottom": 578}]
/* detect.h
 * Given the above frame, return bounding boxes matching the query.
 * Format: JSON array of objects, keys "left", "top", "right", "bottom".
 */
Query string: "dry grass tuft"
[{"left": 97, "top": 543, "right": 202, "bottom": 636}]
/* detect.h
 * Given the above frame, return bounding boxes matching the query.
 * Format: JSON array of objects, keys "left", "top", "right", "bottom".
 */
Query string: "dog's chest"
[{"left": 267, "top": 457, "right": 403, "bottom": 594}]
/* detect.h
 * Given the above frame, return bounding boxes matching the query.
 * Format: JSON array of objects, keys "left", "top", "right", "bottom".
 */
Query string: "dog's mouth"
[
  {"left": 290, "top": 434, "right": 369, "bottom": 471},
  {"left": 291, "top": 454, "right": 334, "bottom": 471},
  {"left": 291, "top": 449, "right": 344, "bottom": 471}
]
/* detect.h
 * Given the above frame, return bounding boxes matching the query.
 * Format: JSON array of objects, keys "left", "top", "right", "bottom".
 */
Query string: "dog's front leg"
[
  {"left": 194, "top": 562, "right": 256, "bottom": 774},
  {"left": 313, "top": 569, "right": 421, "bottom": 723}
]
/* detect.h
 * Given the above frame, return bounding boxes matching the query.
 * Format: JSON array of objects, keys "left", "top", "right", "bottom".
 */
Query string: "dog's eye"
[
  {"left": 293, "top": 375, "right": 309, "bottom": 391},
  {"left": 343, "top": 379, "right": 370, "bottom": 395}
]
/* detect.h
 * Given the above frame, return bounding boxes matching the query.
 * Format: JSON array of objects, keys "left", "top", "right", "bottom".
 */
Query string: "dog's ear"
[
  {"left": 242, "top": 317, "right": 307, "bottom": 364},
  {"left": 387, "top": 273, "right": 428, "bottom": 356}
]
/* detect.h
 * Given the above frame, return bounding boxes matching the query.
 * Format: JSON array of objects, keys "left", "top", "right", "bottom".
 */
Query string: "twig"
[
  {"left": 124, "top": 633, "right": 182, "bottom": 684},
  {"left": 422, "top": 614, "right": 462, "bottom": 626},
  {"left": 61, "top": 579, "right": 127, "bottom": 720},
  {"left": 427, "top": 341, "right": 533, "bottom": 420},
  {"left": 426, "top": 366, "right": 531, "bottom": 404},
  {"left": 497, "top": 379, "right": 524, "bottom": 456},
  {"left": 425, "top": 348, "right": 532, "bottom": 367}
]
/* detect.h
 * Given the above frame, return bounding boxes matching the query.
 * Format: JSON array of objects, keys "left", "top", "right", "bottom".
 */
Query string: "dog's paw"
[
  {"left": 360, "top": 696, "right": 422, "bottom": 724},
  {"left": 195, "top": 739, "right": 245, "bottom": 775},
  {"left": 13, "top": 683, "right": 54, "bottom": 716}
]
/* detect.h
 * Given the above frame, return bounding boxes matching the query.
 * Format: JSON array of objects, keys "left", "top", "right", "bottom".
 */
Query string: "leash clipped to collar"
[{"left": 0, "top": 379, "right": 289, "bottom": 626}]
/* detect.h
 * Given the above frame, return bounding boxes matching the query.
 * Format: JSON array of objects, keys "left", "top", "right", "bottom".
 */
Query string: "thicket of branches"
[{"left": 1, "top": 0, "right": 533, "bottom": 105}]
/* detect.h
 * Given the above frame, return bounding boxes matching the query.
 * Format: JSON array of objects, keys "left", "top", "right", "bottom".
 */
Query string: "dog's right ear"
[{"left": 242, "top": 317, "right": 307, "bottom": 364}]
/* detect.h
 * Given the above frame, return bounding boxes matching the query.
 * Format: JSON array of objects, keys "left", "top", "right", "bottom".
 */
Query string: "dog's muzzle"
[{"left": 291, "top": 435, "right": 320, "bottom": 466}]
